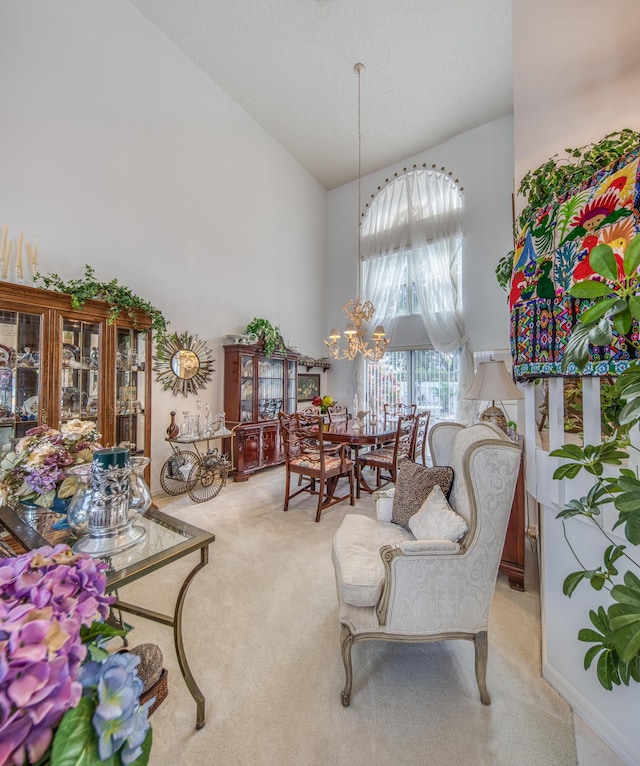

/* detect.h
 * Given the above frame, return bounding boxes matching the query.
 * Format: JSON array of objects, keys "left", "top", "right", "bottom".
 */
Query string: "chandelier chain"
[
  {"left": 355, "top": 62, "right": 363, "bottom": 299},
  {"left": 322, "top": 62, "right": 389, "bottom": 364}
]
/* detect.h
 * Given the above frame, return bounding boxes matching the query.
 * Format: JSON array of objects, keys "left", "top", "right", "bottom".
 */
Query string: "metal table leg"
[{"left": 113, "top": 545, "right": 210, "bottom": 729}]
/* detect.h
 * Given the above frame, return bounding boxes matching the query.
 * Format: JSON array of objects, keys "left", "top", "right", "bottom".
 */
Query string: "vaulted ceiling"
[{"left": 129, "top": 0, "right": 512, "bottom": 190}]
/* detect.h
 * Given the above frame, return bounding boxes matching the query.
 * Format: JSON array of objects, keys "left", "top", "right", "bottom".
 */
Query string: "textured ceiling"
[{"left": 128, "top": 0, "right": 513, "bottom": 190}]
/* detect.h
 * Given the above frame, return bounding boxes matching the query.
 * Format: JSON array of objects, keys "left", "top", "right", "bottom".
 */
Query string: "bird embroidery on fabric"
[
  {"left": 572, "top": 235, "right": 600, "bottom": 282},
  {"left": 536, "top": 260, "right": 554, "bottom": 299},
  {"left": 563, "top": 191, "right": 631, "bottom": 245},
  {"left": 513, "top": 229, "right": 538, "bottom": 272},
  {"left": 509, "top": 271, "right": 526, "bottom": 309}
]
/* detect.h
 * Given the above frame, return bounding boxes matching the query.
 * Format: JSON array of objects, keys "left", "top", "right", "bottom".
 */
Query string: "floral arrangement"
[
  {"left": 0, "top": 420, "right": 102, "bottom": 509},
  {"left": 0, "top": 544, "right": 153, "bottom": 766},
  {"left": 311, "top": 395, "right": 334, "bottom": 414}
]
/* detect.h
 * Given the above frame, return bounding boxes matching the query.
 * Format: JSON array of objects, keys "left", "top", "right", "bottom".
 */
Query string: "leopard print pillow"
[{"left": 391, "top": 460, "right": 454, "bottom": 529}]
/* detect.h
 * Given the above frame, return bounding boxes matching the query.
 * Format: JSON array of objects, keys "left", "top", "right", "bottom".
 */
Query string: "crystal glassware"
[{"left": 128, "top": 456, "right": 152, "bottom": 514}]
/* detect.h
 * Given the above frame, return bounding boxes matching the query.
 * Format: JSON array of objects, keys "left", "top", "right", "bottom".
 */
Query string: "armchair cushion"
[
  {"left": 331, "top": 514, "right": 413, "bottom": 607},
  {"left": 408, "top": 484, "right": 468, "bottom": 542},
  {"left": 391, "top": 461, "right": 454, "bottom": 529}
]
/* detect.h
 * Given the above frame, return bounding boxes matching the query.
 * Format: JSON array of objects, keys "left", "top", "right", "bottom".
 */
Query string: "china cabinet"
[
  {"left": 0, "top": 282, "right": 152, "bottom": 458},
  {"left": 223, "top": 342, "right": 298, "bottom": 481}
]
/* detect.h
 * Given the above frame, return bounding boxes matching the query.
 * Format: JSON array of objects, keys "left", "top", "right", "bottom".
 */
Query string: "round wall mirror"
[
  {"left": 154, "top": 332, "right": 214, "bottom": 396},
  {"left": 171, "top": 349, "right": 200, "bottom": 380}
]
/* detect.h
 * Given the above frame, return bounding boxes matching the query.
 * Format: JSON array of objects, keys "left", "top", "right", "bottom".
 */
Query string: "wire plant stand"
[{"left": 161, "top": 428, "right": 235, "bottom": 503}]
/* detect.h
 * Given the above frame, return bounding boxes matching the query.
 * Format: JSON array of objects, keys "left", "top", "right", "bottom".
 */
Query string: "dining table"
[{"left": 322, "top": 420, "right": 397, "bottom": 494}]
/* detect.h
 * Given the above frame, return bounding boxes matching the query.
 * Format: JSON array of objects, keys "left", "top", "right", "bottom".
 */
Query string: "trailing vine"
[
  {"left": 35, "top": 265, "right": 170, "bottom": 350},
  {"left": 496, "top": 129, "right": 640, "bottom": 290}
]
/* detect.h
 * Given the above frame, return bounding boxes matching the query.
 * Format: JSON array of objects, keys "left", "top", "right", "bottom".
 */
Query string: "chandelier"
[{"left": 324, "top": 63, "right": 389, "bottom": 363}]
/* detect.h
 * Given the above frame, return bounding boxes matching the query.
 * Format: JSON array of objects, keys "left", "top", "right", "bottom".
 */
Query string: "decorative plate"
[
  {"left": 63, "top": 343, "right": 80, "bottom": 361},
  {"left": 0, "top": 344, "right": 10, "bottom": 365}
]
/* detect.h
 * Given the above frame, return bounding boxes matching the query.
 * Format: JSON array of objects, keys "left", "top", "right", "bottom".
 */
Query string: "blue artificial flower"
[{"left": 78, "top": 651, "right": 151, "bottom": 762}]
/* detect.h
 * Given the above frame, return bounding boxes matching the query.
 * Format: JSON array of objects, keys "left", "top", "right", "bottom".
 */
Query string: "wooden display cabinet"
[
  {"left": 224, "top": 342, "right": 298, "bottom": 481},
  {"left": 0, "top": 283, "right": 152, "bottom": 463}
]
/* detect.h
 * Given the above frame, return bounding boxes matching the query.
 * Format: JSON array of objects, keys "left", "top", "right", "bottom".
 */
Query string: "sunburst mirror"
[{"left": 153, "top": 332, "right": 215, "bottom": 396}]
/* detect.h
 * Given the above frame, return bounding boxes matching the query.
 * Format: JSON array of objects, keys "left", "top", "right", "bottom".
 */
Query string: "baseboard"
[{"left": 543, "top": 661, "right": 640, "bottom": 766}]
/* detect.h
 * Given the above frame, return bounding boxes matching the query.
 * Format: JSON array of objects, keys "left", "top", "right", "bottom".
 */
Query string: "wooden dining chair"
[
  {"left": 355, "top": 413, "right": 417, "bottom": 498},
  {"left": 327, "top": 404, "right": 349, "bottom": 425},
  {"left": 301, "top": 405, "right": 322, "bottom": 418},
  {"left": 383, "top": 402, "right": 417, "bottom": 428},
  {"left": 412, "top": 410, "right": 431, "bottom": 465},
  {"left": 278, "top": 412, "right": 354, "bottom": 522}
]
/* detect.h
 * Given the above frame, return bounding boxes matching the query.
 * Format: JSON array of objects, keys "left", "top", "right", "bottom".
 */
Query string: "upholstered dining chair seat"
[
  {"left": 356, "top": 449, "right": 393, "bottom": 467},
  {"left": 291, "top": 454, "right": 346, "bottom": 471}
]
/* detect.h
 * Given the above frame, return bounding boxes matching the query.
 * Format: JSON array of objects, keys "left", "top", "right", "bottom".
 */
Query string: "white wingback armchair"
[{"left": 331, "top": 421, "right": 521, "bottom": 706}]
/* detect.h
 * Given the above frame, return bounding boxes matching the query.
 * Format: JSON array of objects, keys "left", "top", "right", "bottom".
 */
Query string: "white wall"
[
  {"left": 0, "top": 0, "right": 327, "bottom": 491},
  {"left": 513, "top": 2, "right": 640, "bottom": 763},
  {"left": 326, "top": 115, "right": 514, "bottom": 405}
]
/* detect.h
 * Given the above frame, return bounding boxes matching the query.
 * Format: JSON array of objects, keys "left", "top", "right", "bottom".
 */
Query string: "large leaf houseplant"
[{"left": 551, "top": 232, "right": 640, "bottom": 690}]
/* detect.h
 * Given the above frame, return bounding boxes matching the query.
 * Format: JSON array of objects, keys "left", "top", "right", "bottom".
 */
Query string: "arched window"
[{"left": 360, "top": 167, "right": 474, "bottom": 424}]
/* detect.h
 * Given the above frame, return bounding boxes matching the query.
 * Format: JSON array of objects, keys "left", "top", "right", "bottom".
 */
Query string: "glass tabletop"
[{"left": 0, "top": 504, "right": 215, "bottom": 591}]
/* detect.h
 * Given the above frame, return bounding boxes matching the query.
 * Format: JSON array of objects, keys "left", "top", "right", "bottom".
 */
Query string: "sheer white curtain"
[{"left": 360, "top": 168, "right": 474, "bottom": 423}]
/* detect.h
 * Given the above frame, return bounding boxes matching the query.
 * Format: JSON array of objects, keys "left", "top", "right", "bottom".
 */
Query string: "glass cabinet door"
[
  {"left": 286, "top": 359, "right": 297, "bottom": 414},
  {"left": 115, "top": 327, "right": 147, "bottom": 454},
  {"left": 0, "top": 309, "right": 43, "bottom": 450},
  {"left": 257, "top": 357, "right": 284, "bottom": 421},
  {"left": 60, "top": 318, "right": 101, "bottom": 426},
  {"left": 240, "top": 354, "right": 254, "bottom": 423}
]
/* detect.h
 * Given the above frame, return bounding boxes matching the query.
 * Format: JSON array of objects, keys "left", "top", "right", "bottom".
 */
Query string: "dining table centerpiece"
[
  {"left": 0, "top": 420, "right": 103, "bottom": 512},
  {"left": 0, "top": 544, "right": 153, "bottom": 766},
  {"left": 311, "top": 395, "right": 334, "bottom": 414}
]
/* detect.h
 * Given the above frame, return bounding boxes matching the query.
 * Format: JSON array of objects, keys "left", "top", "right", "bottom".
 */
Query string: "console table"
[{"left": 0, "top": 504, "right": 214, "bottom": 729}]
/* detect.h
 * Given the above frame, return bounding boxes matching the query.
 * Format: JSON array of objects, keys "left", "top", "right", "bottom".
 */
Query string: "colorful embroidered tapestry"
[{"left": 510, "top": 146, "right": 640, "bottom": 380}]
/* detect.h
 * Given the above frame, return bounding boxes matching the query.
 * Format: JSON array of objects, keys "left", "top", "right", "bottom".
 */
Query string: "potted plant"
[
  {"left": 244, "top": 317, "right": 286, "bottom": 357},
  {"left": 550, "top": 232, "right": 640, "bottom": 690}
]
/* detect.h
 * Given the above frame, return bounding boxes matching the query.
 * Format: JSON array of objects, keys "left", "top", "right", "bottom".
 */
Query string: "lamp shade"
[{"left": 464, "top": 361, "right": 524, "bottom": 402}]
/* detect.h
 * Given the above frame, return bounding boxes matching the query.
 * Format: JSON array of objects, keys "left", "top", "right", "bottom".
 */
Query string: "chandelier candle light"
[{"left": 324, "top": 63, "right": 389, "bottom": 363}]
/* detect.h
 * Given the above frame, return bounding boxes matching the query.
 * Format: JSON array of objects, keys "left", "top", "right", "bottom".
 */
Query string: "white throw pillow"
[{"left": 408, "top": 484, "right": 469, "bottom": 542}]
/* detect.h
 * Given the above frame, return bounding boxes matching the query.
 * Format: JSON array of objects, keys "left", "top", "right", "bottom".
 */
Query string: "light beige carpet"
[{"left": 117, "top": 467, "right": 577, "bottom": 766}]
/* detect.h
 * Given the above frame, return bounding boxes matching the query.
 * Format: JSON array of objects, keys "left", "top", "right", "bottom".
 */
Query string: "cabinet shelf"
[{"left": 297, "top": 355, "right": 331, "bottom": 371}]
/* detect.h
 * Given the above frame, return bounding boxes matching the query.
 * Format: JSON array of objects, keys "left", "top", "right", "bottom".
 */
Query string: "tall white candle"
[
  {"left": 2, "top": 240, "right": 12, "bottom": 279},
  {"left": 0, "top": 224, "right": 7, "bottom": 264},
  {"left": 16, "top": 231, "right": 23, "bottom": 278}
]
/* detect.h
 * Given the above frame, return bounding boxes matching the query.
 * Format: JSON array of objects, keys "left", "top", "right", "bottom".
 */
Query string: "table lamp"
[{"left": 464, "top": 360, "right": 523, "bottom": 432}]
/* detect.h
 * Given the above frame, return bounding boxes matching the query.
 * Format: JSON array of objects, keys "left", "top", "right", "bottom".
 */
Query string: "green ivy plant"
[
  {"left": 244, "top": 317, "right": 286, "bottom": 357},
  {"left": 550, "top": 232, "right": 640, "bottom": 690},
  {"left": 35, "top": 265, "right": 170, "bottom": 351},
  {"left": 496, "top": 129, "right": 640, "bottom": 290}
]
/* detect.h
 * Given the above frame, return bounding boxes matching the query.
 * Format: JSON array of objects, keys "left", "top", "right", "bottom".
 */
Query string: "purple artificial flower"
[{"left": 0, "top": 545, "right": 115, "bottom": 765}]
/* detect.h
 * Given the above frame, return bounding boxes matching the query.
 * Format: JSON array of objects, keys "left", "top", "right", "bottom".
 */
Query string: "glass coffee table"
[{"left": 0, "top": 504, "right": 215, "bottom": 729}]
